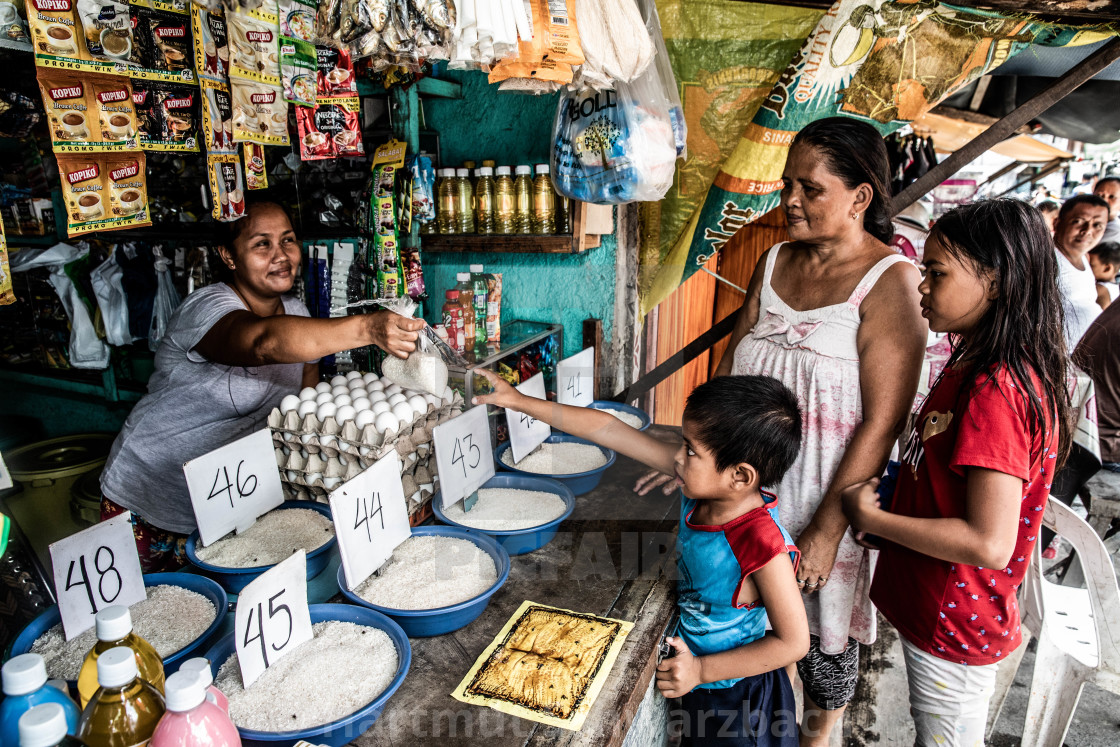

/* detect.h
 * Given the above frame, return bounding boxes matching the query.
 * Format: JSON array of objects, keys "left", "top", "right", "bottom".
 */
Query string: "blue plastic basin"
[
  {"left": 185, "top": 501, "right": 337, "bottom": 593},
  {"left": 7, "top": 572, "right": 229, "bottom": 684},
  {"left": 337, "top": 526, "right": 510, "bottom": 637},
  {"left": 587, "top": 400, "right": 651, "bottom": 431},
  {"left": 494, "top": 434, "right": 616, "bottom": 496},
  {"left": 431, "top": 474, "right": 574, "bottom": 555},
  {"left": 203, "top": 603, "right": 410, "bottom": 747}
]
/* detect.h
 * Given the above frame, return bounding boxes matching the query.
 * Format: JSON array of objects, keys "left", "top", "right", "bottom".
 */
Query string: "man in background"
[{"left": 1092, "top": 176, "right": 1120, "bottom": 242}]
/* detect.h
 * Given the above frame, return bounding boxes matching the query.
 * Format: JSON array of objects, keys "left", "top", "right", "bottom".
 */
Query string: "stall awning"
[{"left": 911, "top": 110, "right": 1073, "bottom": 163}]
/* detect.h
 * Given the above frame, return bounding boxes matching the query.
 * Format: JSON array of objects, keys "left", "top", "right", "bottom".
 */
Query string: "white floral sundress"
[{"left": 732, "top": 243, "right": 910, "bottom": 655}]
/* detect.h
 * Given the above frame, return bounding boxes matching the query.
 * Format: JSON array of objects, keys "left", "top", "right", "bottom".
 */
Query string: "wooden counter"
[{"left": 353, "top": 453, "right": 680, "bottom": 746}]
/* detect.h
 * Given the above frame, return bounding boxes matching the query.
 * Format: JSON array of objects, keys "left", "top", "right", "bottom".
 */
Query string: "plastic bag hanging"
[
  {"left": 149, "top": 246, "right": 181, "bottom": 352},
  {"left": 90, "top": 248, "right": 135, "bottom": 346},
  {"left": 636, "top": 0, "right": 685, "bottom": 159},
  {"left": 373, "top": 295, "right": 467, "bottom": 396}
]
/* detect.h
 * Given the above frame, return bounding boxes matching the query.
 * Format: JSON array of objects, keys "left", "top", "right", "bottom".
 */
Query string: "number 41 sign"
[{"left": 557, "top": 347, "right": 595, "bottom": 407}]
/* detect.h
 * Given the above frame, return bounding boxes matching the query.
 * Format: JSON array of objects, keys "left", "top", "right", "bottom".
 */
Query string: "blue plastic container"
[
  {"left": 337, "top": 526, "right": 510, "bottom": 637},
  {"left": 494, "top": 434, "right": 616, "bottom": 496},
  {"left": 202, "top": 604, "right": 410, "bottom": 747},
  {"left": 587, "top": 400, "right": 651, "bottom": 431},
  {"left": 0, "top": 656, "right": 81, "bottom": 746},
  {"left": 185, "top": 501, "right": 337, "bottom": 593},
  {"left": 431, "top": 474, "right": 574, "bottom": 555},
  {"left": 7, "top": 572, "right": 229, "bottom": 687}
]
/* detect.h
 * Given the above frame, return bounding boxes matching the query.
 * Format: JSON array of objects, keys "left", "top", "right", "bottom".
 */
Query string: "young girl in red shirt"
[{"left": 841, "top": 198, "right": 1073, "bottom": 745}]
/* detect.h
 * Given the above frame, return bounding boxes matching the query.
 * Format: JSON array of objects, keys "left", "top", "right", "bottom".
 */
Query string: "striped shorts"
[{"left": 795, "top": 634, "right": 860, "bottom": 711}]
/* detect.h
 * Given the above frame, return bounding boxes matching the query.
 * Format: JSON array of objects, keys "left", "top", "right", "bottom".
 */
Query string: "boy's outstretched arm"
[
  {"left": 655, "top": 553, "right": 810, "bottom": 698},
  {"left": 471, "top": 368, "right": 679, "bottom": 477}
]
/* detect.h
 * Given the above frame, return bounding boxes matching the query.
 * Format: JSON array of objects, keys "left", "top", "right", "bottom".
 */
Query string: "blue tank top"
[{"left": 677, "top": 492, "right": 800, "bottom": 690}]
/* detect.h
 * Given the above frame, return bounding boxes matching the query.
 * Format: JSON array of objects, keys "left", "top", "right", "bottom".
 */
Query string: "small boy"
[
  {"left": 474, "top": 371, "right": 809, "bottom": 746},
  {"left": 1088, "top": 241, "right": 1120, "bottom": 309}
]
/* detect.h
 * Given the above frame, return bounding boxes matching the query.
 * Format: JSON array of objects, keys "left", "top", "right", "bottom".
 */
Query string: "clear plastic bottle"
[
  {"left": 469, "top": 264, "right": 488, "bottom": 347},
  {"left": 475, "top": 167, "right": 496, "bottom": 235},
  {"left": 18, "top": 703, "right": 90, "bottom": 747},
  {"left": 455, "top": 168, "right": 475, "bottom": 234},
  {"left": 149, "top": 670, "right": 239, "bottom": 747},
  {"left": 455, "top": 272, "right": 475, "bottom": 345},
  {"left": 513, "top": 165, "right": 533, "bottom": 234},
  {"left": 77, "top": 647, "right": 166, "bottom": 747},
  {"left": 532, "top": 164, "right": 556, "bottom": 234},
  {"left": 494, "top": 166, "right": 516, "bottom": 235},
  {"left": 556, "top": 192, "right": 571, "bottom": 235},
  {"left": 77, "top": 606, "right": 165, "bottom": 709},
  {"left": 436, "top": 168, "right": 458, "bottom": 234},
  {"left": 175, "top": 659, "right": 227, "bottom": 714},
  {"left": 1, "top": 654, "right": 81, "bottom": 746}
]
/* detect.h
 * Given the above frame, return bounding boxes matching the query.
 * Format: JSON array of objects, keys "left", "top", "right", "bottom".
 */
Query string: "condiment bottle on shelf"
[
  {"left": 455, "top": 168, "right": 475, "bottom": 234},
  {"left": 455, "top": 272, "right": 476, "bottom": 345},
  {"left": 436, "top": 168, "right": 458, "bottom": 234},
  {"left": 469, "top": 265, "right": 489, "bottom": 347},
  {"left": 175, "top": 659, "right": 227, "bottom": 714},
  {"left": 149, "top": 671, "right": 239, "bottom": 747},
  {"left": 1, "top": 654, "right": 81, "bottom": 746},
  {"left": 77, "top": 647, "right": 165, "bottom": 747},
  {"left": 556, "top": 192, "right": 571, "bottom": 235},
  {"left": 494, "top": 166, "right": 516, "bottom": 234},
  {"left": 513, "top": 165, "right": 533, "bottom": 234},
  {"left": 442, "top": 290, "right": 465, "bottom": 354},
  {"left": 475, "top": 167, "right": 496, "bottom": 235},
  {"left": 532, "top": 164, "right": 557, "bottom": 234},
  {"left": 77, "top": 606, "right": 165, "bottom": 708},
  {"left": 17, "top": 704, "right": 90, "bottom": 747}
]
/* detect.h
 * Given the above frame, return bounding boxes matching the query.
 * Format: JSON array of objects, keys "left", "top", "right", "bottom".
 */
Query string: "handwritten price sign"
[
  {"left": 329, "top": 451, "right": 411, "bottom": 591},
  {"left": 234, "top": 551, "right": 313, "bottom": 688},
  {"left": 50, "top": 513, "right": 145, "bottom": 640},
  {"left": 506, "top": 372, "right": 550, "bottom": 464},
  {"left": 434, "top": 404, "right": 494, "bottom": 510},
  {"left": 557, "top": 347, "right": 595, "bottom": 407},
  {"left": 183, "top": 428, "right": 284, "bottom": 547}
]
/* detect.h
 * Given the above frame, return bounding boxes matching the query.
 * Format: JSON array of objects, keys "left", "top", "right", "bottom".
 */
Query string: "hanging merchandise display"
[
  {"left": 226, "top": 3, "right": 289, "bottom": 146},
  {"left": 243, "top": 140, "right": 269, "bottom": 188},
  {"left": 886, "top": 130, "right": 938, "bottom": 195},
  {"left": 207, "top": 152, "right": 246, "bottom": 220},
  {"left": 36, "top": 71, "right": 139, "bottom": 152},
  {"left": 0, "top": 217, "right": 13, "bottom": 306},
  {"left": 570, "top": 0, "right": 652, "bottom": 90},
  {"left": 57, "top": 153, "right": 152, "bottom": 235},
  {"left": 313, "top": 0, "right": 455, "bottom": 67},
  {"left": 489, "top": 0, "right": 583, "bottom": 87}
]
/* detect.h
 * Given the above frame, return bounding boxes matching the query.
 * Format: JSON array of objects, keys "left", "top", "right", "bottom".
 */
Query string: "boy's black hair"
[
  {"left": 1058, "top": 193, "right": 1109, "bottom": 222},
  {"left": 1037, "top": 200, "right": 1060, "bottom": 214},
  {"left": 1090, "top": 241, "right": 1120, "bottom": 268},
  {"left": 683, "top": 375, "right": 802, "bottom": 487},
  {"left": 1095, "top": 176, "right": 1120, "bottom": 191}
]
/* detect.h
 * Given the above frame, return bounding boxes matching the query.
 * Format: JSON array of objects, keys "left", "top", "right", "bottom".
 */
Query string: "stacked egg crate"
[{"left": 267, "top": 372, "right": 463, "bottom": 519}]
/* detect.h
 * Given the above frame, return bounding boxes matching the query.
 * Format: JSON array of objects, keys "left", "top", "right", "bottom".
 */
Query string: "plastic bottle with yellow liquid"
[
  {"left": 531, "top": 164, "right": 556, "bottom": 234},
  {"left": 493, "top": 166, "right": 516, "bottom": 234},
  {"left": 475, "top": 167, "right": 496, "bottom": 235},
  {"left": 77, "top": 646, "right": 165, "bottom": 747},
  {"left": 77, "top": 606, "right": 165, "bottom": 709},
  {"left": 513, "top": 165, "right": 533, "bottom": 234}
]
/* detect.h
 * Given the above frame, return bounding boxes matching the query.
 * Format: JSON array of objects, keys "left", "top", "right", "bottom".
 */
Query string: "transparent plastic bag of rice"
[{"left": 374, "top": 296, "right": 468, "bottom": 397}]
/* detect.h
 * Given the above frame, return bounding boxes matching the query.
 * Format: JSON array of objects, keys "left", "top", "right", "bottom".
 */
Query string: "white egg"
[
  {"left": 407, "top": 395, "right": 427, "bottom": 414},
  {"left": 285, "top": 470, "right": 298, "bottom": 481},
  {"left": 374, "top": 411, "right": 398, "bottom": 434},
  {"left": 300, "top": 433, "right": 315, "bottom": 444},
  {"left": 442, "top": 385, "right": 454, "bottom": 402},
  {"left": 330, "top": 375, "right": 348, "bottom": 387},
  {"left": 345, "top": 370, "right": 362, "bottom": 381},
  {"left": 335, "top": 405, "right": 356, "bottom": 423},
  {"left": 351, "top": 397, "right": 371, "bottom": 412},
  {"left": 362, "top": 372, "right": 379, "bottom": 384},
  {"left": 337, "top": 453, "right": 348, "bottom": 465},
  {"left": 316, "top": 402, "right": 337, "bottom": 421},
  {"left": 315, "top": 382, "right": 331, "bottom": 394},
  {"left": 299, "top": 448, "right": 309, "bottom": 459},
  {"left": 306, "top": 471, "right": 322, "bottom": 484},
  {"left": 333, "top": 393, "right": 352, "bottom": 408},
  {"left": 280, "top": 395, "right": 301, "bottom": 414},
  {"left": 423, "top": 393, "right": 440, "bottom": 407},
  {"left": 347, "top": 378, "right": 366, "bottom": 391},
  {"left": 297, "top": 400, "right": 317, "bottom": 417},
  {"left": 331, "top": 385, "right": 349, "bottom": 397},
  {"left": 372, "top": 401, "right": 391, "bottom": 415},
  {"left": 355, "top": 410, "right": 375, "bottom": 429},
  {"left": 322, "top": 477, "right": 341, "bottom": 490},
  {"left": 385, "top": 383, "right": 402, "bottom": 396},
  {"left": 315, "top": 392, "right": 333, "bottom": 406},
  {"left": 392, "top": 402, "right": 413, "bottom": 424},
  {"left": 368, "top": 390, "right": 387, "bottom": 403},
  {"left": 321, "top": 435, "right": 336, "bottom": 447},
  {"left": 298, "top": 387, "right": 318, "bottom": 401},
  {"left": 387, "top": 393, "right": 407, "bottom": 406},
  {"left": 366, "top": 380, "right": 385, "bottom": 392}
]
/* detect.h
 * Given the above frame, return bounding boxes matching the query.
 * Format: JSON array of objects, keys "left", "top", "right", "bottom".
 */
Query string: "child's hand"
[
  {"left": 655, "top": 637, "right": 702, "bottom": 698},
  {"left": 840, "top": 478, "right": 881, "bottom": 531},
  {"left": 471, "top": 368, "right": 524, "bottom": 410}
]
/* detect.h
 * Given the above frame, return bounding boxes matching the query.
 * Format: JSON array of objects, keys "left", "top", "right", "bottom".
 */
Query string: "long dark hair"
[
  {"left": 791, "top": 117, "right": 894, "bottom": 243},
  {"left": 930, "top": 199, "right": 1073, "bottom": 466}
]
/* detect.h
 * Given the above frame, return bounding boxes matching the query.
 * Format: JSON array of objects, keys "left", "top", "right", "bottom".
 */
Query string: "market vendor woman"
[{"left": 100, "top": 200, "right": 424, "bottom": 571}]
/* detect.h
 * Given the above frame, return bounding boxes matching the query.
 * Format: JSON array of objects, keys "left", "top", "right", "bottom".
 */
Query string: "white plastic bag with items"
[
  {"left": 636, "top": 0, "right": 686, "bottom": 159},
  {"left": 373, "top": 295, "right": 468, "bottom": 396},
  {"left": 90, "top": 249, "right": 135, "bottom": 346},
  {"left": 148, "top": 246, "right": 181, "bottom": 352}
]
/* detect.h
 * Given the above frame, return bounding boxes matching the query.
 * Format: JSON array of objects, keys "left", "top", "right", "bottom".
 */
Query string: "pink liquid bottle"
[
  {"left": 177, "top": 658, "right": 229, "bottom": 713},
  {"left": 150, "top": 671, "right": 240, "bottom": 747}
]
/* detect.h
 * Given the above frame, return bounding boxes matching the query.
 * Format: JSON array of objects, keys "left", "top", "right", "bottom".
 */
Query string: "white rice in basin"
[
  {"left": 195, "top": 508, "right": 334, "bottom": 568},
  {"left": 354, "top": 536, "right": 497, "bottom": 610},
  {"left": 501, "top": 442, "right": 608, "bottom": 474},
  {"left": 443, "top": 488, "right": 567, "bottom": 531},
  {"left": 601, "top": 408, "right": 644, "bottom": 429},
  {"left": 30, "top": 585, "right": 217, "bottom": 680},
  {"left": 215, "top": 621, "right": 398, "bottom": 731}
]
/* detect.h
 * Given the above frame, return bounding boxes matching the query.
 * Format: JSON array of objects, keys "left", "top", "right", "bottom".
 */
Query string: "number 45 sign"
[{"left": 235, "top": 551, "right": 313, "bottom": 688}]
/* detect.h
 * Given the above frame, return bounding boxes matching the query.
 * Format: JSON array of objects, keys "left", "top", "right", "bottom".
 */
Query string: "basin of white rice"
[
  {"left": 601, "top": 408, "right": 644, "bottom": 429},
  {"left": 353, "top": 536, "right": 497, "bottom": 610},
  {"left": 500, "top": 442, "right": 608, "bottom": 474},
  {"left": 442, "top": 488, "right": 567, "bottom": 531},
  {"left": 195, "top": 508, "right": 334, "bottom": 568}
]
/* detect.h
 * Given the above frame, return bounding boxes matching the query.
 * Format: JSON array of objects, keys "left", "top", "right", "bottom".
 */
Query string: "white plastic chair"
[{"left": 1018, "top": 497, "right": 1120, "bottom": 746}]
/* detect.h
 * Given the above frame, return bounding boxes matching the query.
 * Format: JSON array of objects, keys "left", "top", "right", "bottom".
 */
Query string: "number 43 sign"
[
  {"left": 433, "top": 404, "right": 495, "bottom": 510},
  {"left": 235, "top": 550, "right": 313, "bottom": 688}
]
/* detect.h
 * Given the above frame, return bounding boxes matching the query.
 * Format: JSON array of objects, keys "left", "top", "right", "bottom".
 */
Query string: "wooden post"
[
  {"left": 891, "top": 37, "right": 1120, "bottom": 216},
  {"left": 995, "top": 157, "right": 1068, "bottom": 198},
  {"left": 583, "top": 318, "right": 603, "bottom": 400}
]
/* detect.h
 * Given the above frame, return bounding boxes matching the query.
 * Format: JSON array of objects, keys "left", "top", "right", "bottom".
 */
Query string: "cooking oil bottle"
[
  {"left": 513, "top": 165, "right": 533, "bottom": 234},
  {"left": 77, "top": 607, "right": 165, "bottom": 709},
  {"left": 556, "top": 193, "right": 571, "bottom": 235},
  {"left": 532, "top": 164, "right": 556, "bottom": 234},
  {"left": 436, "top": 168, "right": 458, "bottom": 234},
  {"left": 494, "top": 166, "right": 515, "bottom": 234},
  {"left": 455, "top": 168, "right": 475, "bottom": 234},
  {"left": 77, "top": 647, "right": 165, "bottom": 747},
  {"left": 475, "top": 167, "right": 495, "bottom": 235}
]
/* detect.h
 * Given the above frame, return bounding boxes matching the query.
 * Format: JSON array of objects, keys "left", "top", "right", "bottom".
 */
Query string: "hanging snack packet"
[
  {"left": 200, "top": 76, "right": 233, "bottom": 151},
  {"left": 243, "top": 141, "right": 268, "bottom": 189},
  {"left": 0, "top": 220, "right": 13, "bottom": 306},
  {"left": 402, "top": 246, "right": 425, "bottom": 300},
  {"left": 153, "top": 82, "right": 200, "bottom": 150},
  {"left": 486, "top": 272, "right": 502, "bottom": 342},
  {"left": 92, "top": 75, "right": 138, "bottom": 146},
  {"left": 278, "top": 0, "right": 315, "bottom": 42},
  {"left": 489, "top": 0, "right": 582, "bottom": 85},
  {"left": 408, "top": 153, "right": 434, "bottom": 225},
  {"left": 75, "top": 0, "right": 131, "bottom": 63},
  {"left": 58, "top": 153, "right": 151, "bottom": 235},
  {"left": 294, "top": 94, "right": 361, "bottom": 160},
  {"left": 280, "top": 36, "right": 316, "bottom": 106},
  {"left": 191, "top": 5, "right": 230, "bottom": 80},
  {"left": 207, "top": 151, "right": 246, "bottom": 221},
  {"left": 27, "top": 0, "right": 84, "bottom": 63},
  {"left": 231, "top": 80, "right": 289, "bottom": 145},
  {"left": 227, "top": 7, "right": 280, "bottom": 85},
  {"left": 37, "top": 71, "right": 132, "bottom": 152},
  {"left": 127, "top": 5, "right": 156, "bottom": 68},
  {"left": 131, "top": 80, "right": 163, "bottom": 145},
  {"left": 105, "top": 154, "right": 150, "bottom": 224},
  {"left": 315, "top": 45, "right": 354, "bottom": 95},
  {"left": 145, "top": 8, "right": 194, "bottom": 74}
]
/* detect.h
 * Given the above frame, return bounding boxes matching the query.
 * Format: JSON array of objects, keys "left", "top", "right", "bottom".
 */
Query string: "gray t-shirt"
[
  {"left": 101, "top": 283, "right": 315, "bottom": 533},
  {"left": 1102, "top": 218, "right": 1120, "bottom": 244}
]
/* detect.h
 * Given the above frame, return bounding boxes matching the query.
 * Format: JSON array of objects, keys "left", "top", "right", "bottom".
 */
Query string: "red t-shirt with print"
[{"left": 871, "top": 365, "right": 1056, "bottom": 666}]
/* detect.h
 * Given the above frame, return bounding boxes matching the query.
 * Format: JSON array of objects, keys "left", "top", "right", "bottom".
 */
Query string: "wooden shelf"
[{"left": 419, "top": 233, "right": 583, "bottom": 254}]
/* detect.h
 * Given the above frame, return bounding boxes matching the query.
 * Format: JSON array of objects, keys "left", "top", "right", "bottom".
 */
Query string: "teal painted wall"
[{"left": 420, "top": 70, "right": 617, "bottom": 358}]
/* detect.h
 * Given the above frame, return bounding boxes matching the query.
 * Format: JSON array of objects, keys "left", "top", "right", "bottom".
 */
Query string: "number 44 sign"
[
  {"left": 235, "top": 550, "right": 313, "bottom": 688},
  {"left": 50, "top": 513, "right": 146, "bottom": 640},
  {"left": 506, "top": 372, "right": 550, "bottom": 464},
  {"left": 183, "top": 428, "right": 285, "bottom": 547}
]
